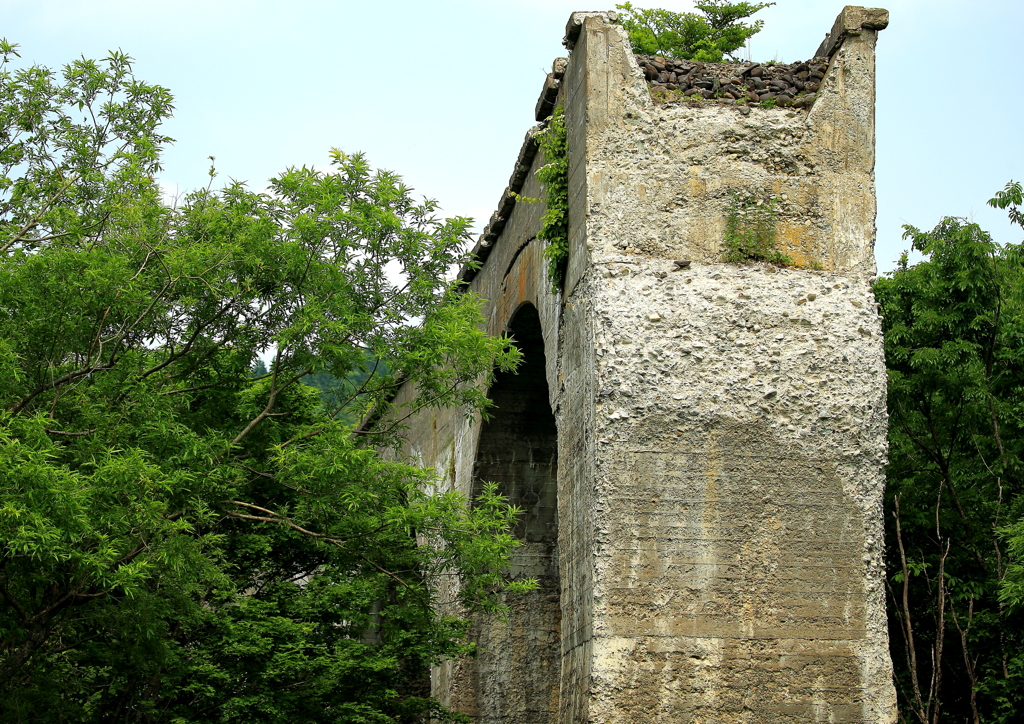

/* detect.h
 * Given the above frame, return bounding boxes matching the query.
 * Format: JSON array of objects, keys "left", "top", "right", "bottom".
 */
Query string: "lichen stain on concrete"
[
  {"left": 777, "top": 221, "right": 818, "bottom": 268},
  {"left": 687, "top": 168, "right": 706, "bottom": 199}
]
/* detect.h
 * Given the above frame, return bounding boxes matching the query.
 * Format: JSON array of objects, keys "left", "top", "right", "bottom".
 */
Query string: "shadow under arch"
[{"left": 467, "top": 303, "right": 560, "bottom": 723}]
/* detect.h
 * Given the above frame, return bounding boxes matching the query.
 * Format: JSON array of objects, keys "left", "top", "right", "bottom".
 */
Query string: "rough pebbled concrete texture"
[
  {"left": 393, "top": 7, "right": 896, "bottom": 723},
  {"left": 581, "top": 261, "right": 893, "bottom": 723}
]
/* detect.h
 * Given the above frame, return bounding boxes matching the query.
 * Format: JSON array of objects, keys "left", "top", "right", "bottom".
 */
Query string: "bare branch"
[
  {"left": 0, "top": 173, "right": 81, "bottom": 254},
  {"left": 230, "top": 353, "right": 309, "bottom": 448},
  {"left": 950, "top": 596, "right": 981, "bottom": 724},
  {"left": 893, "top": 496, "right": 928, "bottom": 724},
  {"left": 8, "top": 362, "right": 115, "bottom": 415},
  {"left": 225, "top": 501, "right": 389, "bottom": 544}
]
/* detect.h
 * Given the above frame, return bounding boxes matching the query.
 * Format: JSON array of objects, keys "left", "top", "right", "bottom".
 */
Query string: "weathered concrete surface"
[
  {"left": 574, "top": 10, "right": 884, "bottom": 275},
  {"left": 393, "top": 7, "right": 896, "bottom": 723},
  {"left": 578, "top": 260, "right": 893, "bottom": 723},
  {"left": 816, "top": 6, "right": 890, "bottom": 59}
]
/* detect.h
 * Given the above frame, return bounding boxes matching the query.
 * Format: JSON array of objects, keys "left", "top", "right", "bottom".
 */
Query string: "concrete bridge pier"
[{"left": 392, "top": 7, "right": 897, "bottom": 723}]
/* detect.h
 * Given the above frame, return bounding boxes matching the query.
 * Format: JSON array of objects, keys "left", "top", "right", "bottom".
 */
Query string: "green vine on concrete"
[
  {"left": 535, "top": 106, "right": 569, "bottom": 292},
  {"left": 722, "top": 193, "right": 792, "bottom": 265}
]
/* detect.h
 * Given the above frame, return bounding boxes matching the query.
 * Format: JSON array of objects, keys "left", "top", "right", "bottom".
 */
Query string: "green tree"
[
  {"left": 998, "top": 181, "right": 1024, "bottom": 622},
  {"left": 615, "top": 1, "right": 774, "bottom": 62},
  {"left": 0, "top": 43, "right": 525, "bottom": 723},
  {"left": 875, "top": 182, "right": 1024, "bottom": 724}
]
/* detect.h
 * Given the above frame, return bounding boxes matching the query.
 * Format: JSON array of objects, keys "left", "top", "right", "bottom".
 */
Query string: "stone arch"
[{"left": 467, "top": 302, "right": 561, "bottom": 724}]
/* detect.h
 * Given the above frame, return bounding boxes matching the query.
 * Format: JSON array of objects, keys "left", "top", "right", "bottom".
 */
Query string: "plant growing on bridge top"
[
  {"left": 722, "top": 193, "right": 791, "bottom": 265},
  {"left": 615, "top": 1, "right": 774, "bottom": 63},
  {"left": 535, "top": 105, "right": 569, "bottom": 293}
]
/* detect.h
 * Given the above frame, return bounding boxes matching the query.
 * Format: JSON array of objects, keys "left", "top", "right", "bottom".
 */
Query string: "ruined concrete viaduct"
[{"left": 390, "top": 7, "right": 897, "bottom": 722}]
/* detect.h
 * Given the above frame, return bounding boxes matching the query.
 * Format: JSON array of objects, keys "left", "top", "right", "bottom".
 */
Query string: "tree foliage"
[
  {"left": 615, "top": 1, "right": 774, "bottom": 62},
  {"left": 535, "top": 106, "right": 569, "bottom": 293},
  {"left": 0, "top": 43, "right": 525, "bottom": 723},
  {"left": 875, "top": 182, "right": 1024, "bottom": 724}
]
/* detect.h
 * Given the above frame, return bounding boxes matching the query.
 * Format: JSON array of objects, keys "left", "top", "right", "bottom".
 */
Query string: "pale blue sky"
[{"left": 4, "top": 0, "right": 1022, "bottom": 272}]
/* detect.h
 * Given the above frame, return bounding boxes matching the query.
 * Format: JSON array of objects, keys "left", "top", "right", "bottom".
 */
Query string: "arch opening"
[{"left": 469, "top": 303, "right": 560, "bottom": 723}]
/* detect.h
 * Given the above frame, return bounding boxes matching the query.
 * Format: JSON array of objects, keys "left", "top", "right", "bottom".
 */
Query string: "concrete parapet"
[{"left": 816, "top": 6, "right": 890, "bottom": 59}]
